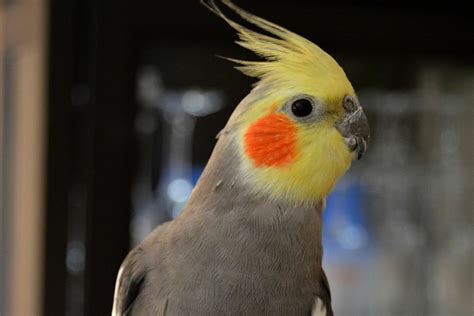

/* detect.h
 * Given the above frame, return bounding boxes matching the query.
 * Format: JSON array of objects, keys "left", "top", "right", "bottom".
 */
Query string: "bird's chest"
[{"left": 166, "top": 222, "right": 322, "bottom": 315}]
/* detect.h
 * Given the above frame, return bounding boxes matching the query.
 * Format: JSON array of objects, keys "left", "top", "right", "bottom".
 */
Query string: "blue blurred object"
[
  {"left": 191, "top": 167, "right": 205, "bottom": 186},
  {"left": 323, "top": 179, "right": 373, "bottom": 264}
]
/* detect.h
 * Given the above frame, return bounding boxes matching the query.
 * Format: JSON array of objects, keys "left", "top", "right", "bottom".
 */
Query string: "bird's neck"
[{"left": 182, "top": 134, "right": 325, "bottom": 267}]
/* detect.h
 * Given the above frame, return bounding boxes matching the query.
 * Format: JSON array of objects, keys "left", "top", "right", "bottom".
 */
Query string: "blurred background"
[{"left": 0, "top": 0, "right": 472, "bottom": 315}]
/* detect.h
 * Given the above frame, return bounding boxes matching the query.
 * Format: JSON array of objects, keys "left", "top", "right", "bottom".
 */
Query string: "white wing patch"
[
  {"left": 111, "top": 265, "right": 124, "bottom": 316},
  {"left": 311, "top": 297, "right": 327, "bottom": 316}
]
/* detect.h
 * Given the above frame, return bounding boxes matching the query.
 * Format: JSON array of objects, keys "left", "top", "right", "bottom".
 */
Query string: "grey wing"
[
  {"left": 112, "top": 247, "right": 147, "bottom": 316},
  {"left": 309, "top": 269, "right": 334, "bottom": 316},
  {"left": 320, "top": 270, "right": 334, "bottom": 316}
]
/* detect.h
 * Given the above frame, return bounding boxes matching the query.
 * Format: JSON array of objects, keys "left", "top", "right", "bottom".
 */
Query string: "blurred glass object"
[
  {"left": 324, "top": 179, "right": 372, "bottom": 262},
  {"left": 65, "top": 184, "right": 88, "bottom": 316},
  {"left": 324, "top": 67, "right": 473, "bottom": 315},
  {"left": 132, "top": 66, "right": 224, "bottom": 245}
]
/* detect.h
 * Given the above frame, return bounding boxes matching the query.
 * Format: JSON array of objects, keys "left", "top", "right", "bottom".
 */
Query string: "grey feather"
[{"left": 112, "top": 114, "right": 332, "bottom": 314}]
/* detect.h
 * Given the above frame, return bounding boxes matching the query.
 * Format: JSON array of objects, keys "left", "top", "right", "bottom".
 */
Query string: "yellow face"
[
  {"left": 237, "top": 89, "right": 355, "bottom": 205},
  {"left": 202, "top": 0, "right": 370, "bottom": 204}
]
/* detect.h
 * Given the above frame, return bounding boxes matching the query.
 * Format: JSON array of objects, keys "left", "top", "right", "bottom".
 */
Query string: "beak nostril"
[{"left": 343, "top": 96, "right": 357, "bottom": 113}]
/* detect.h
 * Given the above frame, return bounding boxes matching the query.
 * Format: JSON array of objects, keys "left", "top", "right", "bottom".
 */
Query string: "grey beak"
[{"left": 336, "top": 106, "right": 370, "bottom": 160}]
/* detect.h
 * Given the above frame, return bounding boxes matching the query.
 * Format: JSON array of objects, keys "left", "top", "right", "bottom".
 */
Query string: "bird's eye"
[{"left": 291, "top": 98, "right": 313, "bottom": 117}]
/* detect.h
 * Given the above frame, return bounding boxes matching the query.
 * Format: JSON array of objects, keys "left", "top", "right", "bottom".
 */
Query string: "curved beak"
[{"left": 336, "top": 106, "right": 370, "bottom": 160}]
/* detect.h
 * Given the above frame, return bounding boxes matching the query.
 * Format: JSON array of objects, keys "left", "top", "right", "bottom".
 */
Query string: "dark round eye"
[{"left": 291, "top": 98, "right": 313, "bottom": 117}]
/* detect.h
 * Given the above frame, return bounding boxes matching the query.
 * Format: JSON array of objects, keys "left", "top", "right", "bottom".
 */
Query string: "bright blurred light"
[
  {"left": 167, "top": 179, "right": 192, "bottom": 203},
  {"left": 338, "top": 225, "right": 368, "bottom": 250},
  {"left": 66, "top": 241, "right": 85, "bottom": 274}
]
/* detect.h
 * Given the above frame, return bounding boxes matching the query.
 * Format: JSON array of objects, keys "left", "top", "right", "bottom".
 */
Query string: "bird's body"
[
  {"left": 115, "top": 130, "right": 332, "bottom": 315},
  {"left": 113, "top": 1, "right": 369, "bottom": 315}
]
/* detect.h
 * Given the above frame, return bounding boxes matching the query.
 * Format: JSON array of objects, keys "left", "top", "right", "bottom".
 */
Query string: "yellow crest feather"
[{"left": 202, "top": 0, "right": 355, "bottom": 106}]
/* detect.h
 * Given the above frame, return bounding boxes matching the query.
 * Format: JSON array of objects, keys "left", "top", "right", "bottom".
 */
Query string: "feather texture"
[
  {"left": 244, "top": 112, "right": 297, "bottom": 167},
  {"left": 201, "top": 0, "right": 354, "bottom": 106}
]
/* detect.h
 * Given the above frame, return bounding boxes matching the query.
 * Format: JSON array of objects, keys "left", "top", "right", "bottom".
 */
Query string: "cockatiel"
[{"left": 112, "top": 0, "right": 369, "bottom": 315}]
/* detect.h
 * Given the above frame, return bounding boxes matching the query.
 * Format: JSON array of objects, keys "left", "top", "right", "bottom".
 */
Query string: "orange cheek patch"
[{"left": 244, "top": 113, "right": 297, "bottom": 168}]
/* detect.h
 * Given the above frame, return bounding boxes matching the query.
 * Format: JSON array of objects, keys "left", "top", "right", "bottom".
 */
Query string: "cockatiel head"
[{"left": 203, "top": 0, "right": 370, "bottom": 205}]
